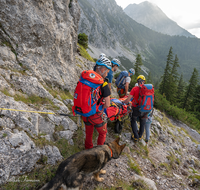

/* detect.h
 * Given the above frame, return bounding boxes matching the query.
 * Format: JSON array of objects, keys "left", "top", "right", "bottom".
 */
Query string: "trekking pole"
[{"left": 59, "top": 113, "right": 79, "bottom": 117}]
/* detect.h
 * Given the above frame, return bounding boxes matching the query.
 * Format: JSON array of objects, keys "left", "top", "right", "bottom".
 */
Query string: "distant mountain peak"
[{"left": 124, "top": 1, "right": 195, "bottom": 38}]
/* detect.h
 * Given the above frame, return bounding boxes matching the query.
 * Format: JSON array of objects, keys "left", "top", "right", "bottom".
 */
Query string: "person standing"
[
  {"left": 82, "top": 57, "right": 111, "bottom": 149},
  {"left": 115, "top": 68, "right": 135, "bottom": 98},
  {"left": 134, "top": 82, "right": 153, "bottom": 144},
  {"left": 123, "top": 75, "right": 147, "bottom": 142},
  {"left": 106, "top": 58, "right": 120, "bottom": 91},
  {"left": 145, "top": 112, "right": 153, "bottom": 144},
  {"left": 94, "top": 53, "right": 107, "bottom": 72}
]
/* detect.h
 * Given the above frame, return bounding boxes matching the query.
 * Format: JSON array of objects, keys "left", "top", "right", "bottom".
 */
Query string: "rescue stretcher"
[{"left": 104, "top": 96, "right": 132, "bottom": 133}]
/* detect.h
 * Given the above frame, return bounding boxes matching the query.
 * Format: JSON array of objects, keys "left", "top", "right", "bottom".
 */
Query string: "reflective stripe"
[{"left": 102, "top": 81, "right": 108, "bottom": 87}]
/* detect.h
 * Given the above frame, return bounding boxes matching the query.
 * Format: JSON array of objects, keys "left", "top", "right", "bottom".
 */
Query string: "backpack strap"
[
  {"left": 118, "top": 76, "right": 126, "bottom": 87},
  {"left": 138, "top": 85, "right": 143, "bottom": 107},
  {"left": 72, "top": 106, "right": 75, "bottom": 116},
  {"left": 131, "top": 86, "right": 141, "bottom": 107}
]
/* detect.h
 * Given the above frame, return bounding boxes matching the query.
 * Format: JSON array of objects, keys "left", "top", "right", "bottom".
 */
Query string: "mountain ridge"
[
  {"left": 78, "top": 0, "right": 200, "bottom": 82},
  {"left": 124, "top": 1, "right": 195, "bottom": 38}
]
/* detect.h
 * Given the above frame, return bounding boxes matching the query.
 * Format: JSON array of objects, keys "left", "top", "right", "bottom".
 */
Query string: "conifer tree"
[
  {"left": 182, "top": 68, "right": 199, "bottom": 110},
  {"left": 159, "top": 47, "right": 173, "bottom": 99},
  {"left": 168, "top": 54, "right": 180, "bottom": 104},
  {"left": 134, "top": 54, "right": 143, "bottom": 77},
  {"left": 129, "top": 54, "right": 143, "bottom": 88},
  {"left": 171, "top": 55, "right": 180, "bottom": 83},
  {"left": 176, "top": 74, "right": 186, "bottom": 106},
  {"left": 191, "top": 85, "right": 200, "bottom": 114}
]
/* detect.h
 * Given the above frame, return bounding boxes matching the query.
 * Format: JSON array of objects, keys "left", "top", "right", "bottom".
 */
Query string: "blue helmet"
[
  {"left": 129, "top": 68, "right": 135, "bottom": 75},
  {"left": 96, "top": 57, "right": 112, "bottom": 70},
  {"left": 111, "top": 58, "right": 120, "bottom": 67}
]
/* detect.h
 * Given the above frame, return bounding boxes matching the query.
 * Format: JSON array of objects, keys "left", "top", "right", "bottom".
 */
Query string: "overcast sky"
[{"left": 115, "top": 0, "right": 200, "bottom": 38}]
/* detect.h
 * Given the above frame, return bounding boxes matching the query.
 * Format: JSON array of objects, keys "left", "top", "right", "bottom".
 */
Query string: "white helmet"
[
  {"left": 96, "top": 57, "right": 112, "bottom": 70},
  {"left": 111, "top": 58, "right": 120, "bottom": 67},
  {"left": 99, "top": 53, "right": 106, "bottom": 58}
]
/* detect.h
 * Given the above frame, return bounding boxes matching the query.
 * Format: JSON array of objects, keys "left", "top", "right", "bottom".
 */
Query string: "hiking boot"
[
  {"left": 131, "top": 135, "right": 138, "bottom": 143},
  {"left": 131, "top": 135, "right": 134, "bottom": 140},
  {"left": 145, "top": 139, "right": 148, "bottom": 146},
  {"left": 139, "top": 133, "right": 143, "bottom": 140}
]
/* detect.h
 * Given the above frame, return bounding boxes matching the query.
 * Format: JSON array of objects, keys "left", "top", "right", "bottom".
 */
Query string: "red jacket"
[{"left": 130, "top": 86, "right": 140, "bottom": 107}]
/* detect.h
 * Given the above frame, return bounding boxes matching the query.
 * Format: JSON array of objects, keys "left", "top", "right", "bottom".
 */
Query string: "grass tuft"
[
  {"left": 132, "top": 179, "right": 149, "bottom": 190},
  {"left": 127, "top": 154, "right": 142, "bottom": 175},
  {"left": 77, "top": 43, "right": 95, "bottom": 62}
]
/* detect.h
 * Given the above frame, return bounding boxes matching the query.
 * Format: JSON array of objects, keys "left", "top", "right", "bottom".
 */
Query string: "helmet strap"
[
  {"left": 98, "top": 67, "right": 108, "bottom": 77},
  {"left": 137, "top": 79, "right": 144, "bottom": 84}
]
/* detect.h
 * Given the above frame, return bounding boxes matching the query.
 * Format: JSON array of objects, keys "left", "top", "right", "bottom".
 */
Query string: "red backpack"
[
  {"left": 133, "top": 84, "right": 154, "bottom": 112},
  {"left": 72, "top": 70, "right": 104, "bottom": 117}
]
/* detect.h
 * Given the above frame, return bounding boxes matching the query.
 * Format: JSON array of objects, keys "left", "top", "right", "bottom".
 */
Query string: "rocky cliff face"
[
  {"left": 124, "top": 1, "right": 195, "bottom": 38},
  {"left": 0, "top": 0, "right": 95, "bottom": 185},
  {"left": 78, "top": 0, "right": 139, "bottom": 64},
  {"left": 0, "top": 0, "right": 83, "bottom": 91}
]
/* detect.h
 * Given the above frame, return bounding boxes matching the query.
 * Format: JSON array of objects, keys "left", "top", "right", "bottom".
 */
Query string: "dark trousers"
[{"left": 131, "top": 107, "right": 147, "bottom": 139}]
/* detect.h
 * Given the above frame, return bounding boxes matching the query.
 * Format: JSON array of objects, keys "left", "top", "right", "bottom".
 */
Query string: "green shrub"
[
  {"left": 78, "top": 33, "right": 88, "bottom": 49},
  {"left": 154, "top": 90, "right": 200, "bottom": 130}
]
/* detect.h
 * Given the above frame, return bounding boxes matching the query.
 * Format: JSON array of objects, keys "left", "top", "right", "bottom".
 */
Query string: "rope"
[{"left": 0, "top": 108, "right": 79, "bottom": 117}]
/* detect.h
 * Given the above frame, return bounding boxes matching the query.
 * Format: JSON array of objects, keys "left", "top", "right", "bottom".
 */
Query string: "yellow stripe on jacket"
[{"left": 102, "top": 81, "right": 108, "bottom": 87}]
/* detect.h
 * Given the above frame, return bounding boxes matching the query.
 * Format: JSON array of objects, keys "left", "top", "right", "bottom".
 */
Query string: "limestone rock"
[
  {"left": 181, "top": 168, "right": 189, "bottom": 176},
  {"left": 61, "top": 117, "right": 78, "bottom": 131},
  {"left": 0, "top": 75, "right": 10, "bottom": 90},
  {"left": 0, "top": 117, "right": 15, "bottom": 129},
  {"left": 0, "top": 46, "right": 21, "bottom": 70},
  {"left": 44, "top": 145, "right": 63, "bottom": 165},
  {"left": 10, "top": 75, "right": 54, "bottom": 100},
  {"left": 57, "top": 130, "right": 74, "bottom": 140},
  {"left": 53, "top": 98, "right": 70, "bottom": 114},
  {"left": 63, "top": 99, "right": 74, "bottom": 106},
  {"left": 0, "top": 128, "right": 64, "bottom": 185},
  {"left": 38, "top": 115, "right": 55, "bottom": 136},
  {"left": 8, "top": 130, "right": 35, "bottom": 152},
  {"left": 0, "top": 92, "right": 62, "bottom": 136},
  {"left": 134, "top": 174, "right": 157, "bottom": 190},
  {"left": 0, "top": 129, "right": 40, "bottom": 184},
  {"left": 0, "top": 0, "right": 82, "bottom": 91}
]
